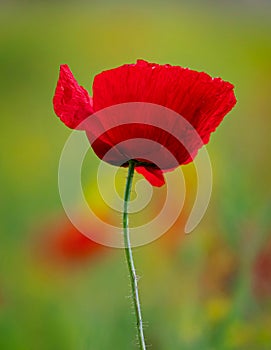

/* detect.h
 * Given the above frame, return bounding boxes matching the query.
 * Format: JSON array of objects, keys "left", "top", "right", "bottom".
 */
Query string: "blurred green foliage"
[{"left": 0, "top": 1, "right": 271, "bottom": 349}]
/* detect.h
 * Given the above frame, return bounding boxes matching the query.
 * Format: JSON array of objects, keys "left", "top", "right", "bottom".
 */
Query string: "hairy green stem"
[{"left": 123, "top": 160, "right": 147, "bottom": 350}]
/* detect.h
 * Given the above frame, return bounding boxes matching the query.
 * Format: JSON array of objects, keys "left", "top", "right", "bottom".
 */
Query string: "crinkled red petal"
[
  {"left": 53, "top": 64, "right": 93, "bottom": 129},
  {"left": 135, "top": 166, "right": 165, "bottom": 187},
  {"left": 88, "top": 124, "right": 191, "bottom": 169},
  {"left": 92, "top": 59, "right": 236, "bottom": 151}
]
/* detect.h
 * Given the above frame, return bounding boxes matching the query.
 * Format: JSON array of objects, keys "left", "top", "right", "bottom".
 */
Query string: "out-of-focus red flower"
[
  {"left": 35, "top": 217, "right": 109, "bottom": 267},
  {"left": 53, "top": 60, "right": 236, "bottom": 187},
  {"left": 253, "top": 239, "right": 271, "bottom": 299}
]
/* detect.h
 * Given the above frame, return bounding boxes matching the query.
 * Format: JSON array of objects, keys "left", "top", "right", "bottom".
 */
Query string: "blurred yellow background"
[{"left": 1, "top": 1, "right": 271, "bottom": 349}]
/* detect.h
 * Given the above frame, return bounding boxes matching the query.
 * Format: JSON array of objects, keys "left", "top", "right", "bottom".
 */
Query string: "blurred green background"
[{"left": 1, "top": 1, "right": 271, "bottom": 349}]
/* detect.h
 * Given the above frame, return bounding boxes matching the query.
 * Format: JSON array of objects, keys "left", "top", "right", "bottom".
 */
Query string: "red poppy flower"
[{"left": 53, "top": 60, "right": 236, "bottom": 187}]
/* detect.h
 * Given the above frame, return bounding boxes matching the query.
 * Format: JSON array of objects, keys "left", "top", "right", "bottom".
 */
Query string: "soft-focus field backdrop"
[{"left": 1, "top": 1, "right": 271, "bottom": 349}]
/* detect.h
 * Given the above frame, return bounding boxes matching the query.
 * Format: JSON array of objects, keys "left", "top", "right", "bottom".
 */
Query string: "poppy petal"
[
  {"left": 92, "top": 59, "right": 236, "bottom": 151},
  {"left": 135, "top": 166, "right": 165, "bottom": 187},
  {"left": 53, "top": 64, "right": 93, "bottom": 129}
]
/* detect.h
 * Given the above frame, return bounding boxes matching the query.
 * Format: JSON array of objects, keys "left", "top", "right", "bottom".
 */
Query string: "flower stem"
[{"left": 123, "top": 160, "right": 147, "bottom": 350}]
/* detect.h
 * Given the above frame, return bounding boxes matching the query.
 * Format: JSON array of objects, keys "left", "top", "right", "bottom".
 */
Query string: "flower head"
[{"left": 53, "top": 60, "right": 236, "bottom": 186}]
